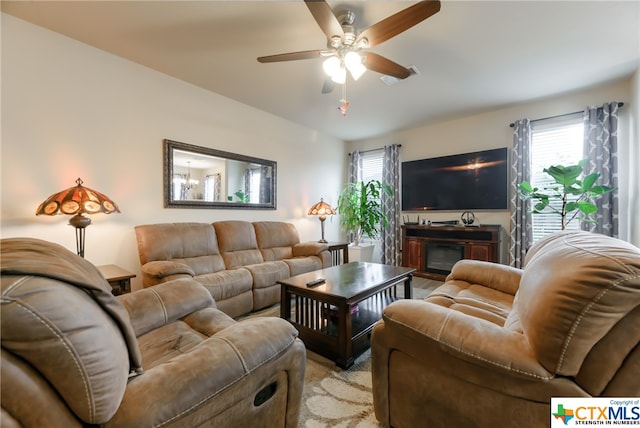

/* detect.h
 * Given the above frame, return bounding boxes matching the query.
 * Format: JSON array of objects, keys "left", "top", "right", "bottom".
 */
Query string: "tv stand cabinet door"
[
  {"left": 466, "top": 242, "right": 495, "bottom": 262},
  {"left": 404, "top": 238, "right": 423, "bottom": 271}
]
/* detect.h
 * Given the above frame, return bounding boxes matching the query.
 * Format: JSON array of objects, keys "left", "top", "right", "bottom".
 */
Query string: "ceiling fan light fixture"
[
  {"left": 331, "top": 66, "right": 347, "bottom": 84},
  {"left": 344, "top": 51, "right": 361, "bottom": 69},
  {"left": 322, "top": 56, "right": 341, "bottom": 77},
  {"left": 348, "top": 62, "right": 366, "bottom": 80},
  {"left": 344, "top": 51, "right": 366, "bottom": 80}
]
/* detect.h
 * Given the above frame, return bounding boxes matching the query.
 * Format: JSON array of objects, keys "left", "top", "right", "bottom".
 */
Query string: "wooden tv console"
[{"left": 401, "top": 224, "right": 501, "bottom": 280}]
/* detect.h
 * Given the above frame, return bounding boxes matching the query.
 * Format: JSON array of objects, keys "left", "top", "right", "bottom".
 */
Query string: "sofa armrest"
[
  {"left": 292, "top": 242, "right": 328, "bottom": 257},
  {"left": 141, "top": 260, "right": 195, "bottom": 281},
  {"left": 116, "top": 278, "right": 215, "bottom": 337},
  {"left": 445, "top": 259, "right": 522, "bottom": 296},
  {"left": 379, "top": 299, "right": 551, "bottom": 379}
]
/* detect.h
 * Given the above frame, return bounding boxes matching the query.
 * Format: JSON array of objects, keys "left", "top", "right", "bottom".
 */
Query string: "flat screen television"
[{"left": 401, "top": 148, "right": 509, "bottom": 211}]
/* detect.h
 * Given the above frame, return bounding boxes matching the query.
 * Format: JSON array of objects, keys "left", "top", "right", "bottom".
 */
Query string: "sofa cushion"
[
  {"left": 195, "top": 268, "right": 254, "bottom": 301},
  {"left": 284, "top": 257, "right": 323, "bottom": 276},
  {"left": 1, "top": 275, "right": 129, "bottom": 424},
  {"left": 213, "top": 221, "right": 264, "bottom": 268},
  {"left": 116, "top": 277, "right": 216, "bottom": 337},
  {"left": 244, "top": 261, "right": 290, "bottom": 289},
  {"left": 109, "top": 316, "right": 302, "bottom": 427},
  {"left": 136, "top": 223, "right": 226, "bottom": 275},
  {"left": 253, "top": 221, "right": 299, "bottom": 261},
  {"left": 519, "top": 231, "right": 640, "bottom": 376},
  {"left": 1, "top": 349, "right": 83, "bottom": 427},
  {"left": 429, "top": 259, "right": 519, "bottom": 327},
  {"left": 425, "top": 281, "right": 514, "bottom": 326}
]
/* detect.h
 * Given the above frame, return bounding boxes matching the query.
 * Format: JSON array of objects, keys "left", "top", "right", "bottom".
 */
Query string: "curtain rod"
[
  {"left": 348, "top": 144, "right": 402, "bottom": 156},
  {"left": 509, "top": 102, "right": 624, "bottom": 128}
]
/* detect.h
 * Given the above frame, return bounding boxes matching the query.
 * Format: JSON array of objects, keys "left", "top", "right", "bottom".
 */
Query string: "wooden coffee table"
[{"left": 278, "top": 262, "right": 415, "bottom": 368}]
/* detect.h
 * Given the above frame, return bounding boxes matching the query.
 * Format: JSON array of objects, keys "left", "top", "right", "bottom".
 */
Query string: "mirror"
[{"left": 163, "top": 139, "right": 277, "bottom": 209}]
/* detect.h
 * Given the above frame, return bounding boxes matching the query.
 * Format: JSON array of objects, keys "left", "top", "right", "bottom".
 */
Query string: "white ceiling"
[{"left": 3, "top": 1, "right": 639, "bottom": 141}]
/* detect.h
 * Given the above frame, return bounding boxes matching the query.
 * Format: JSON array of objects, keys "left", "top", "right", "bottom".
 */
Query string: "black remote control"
[{"left": 306, "top": 278, "right": 325, "bottom": 287}]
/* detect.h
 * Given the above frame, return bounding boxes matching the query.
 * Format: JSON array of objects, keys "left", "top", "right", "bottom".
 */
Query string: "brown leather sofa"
[
  {"left": 135, "top": 220, "right": 331, "bottom": 318},
  {"left": 371, "top": 231, "right": 640, "bottom": 428},
  {"left": 1, "top": 237, "right": 306, "bottom": 428}
]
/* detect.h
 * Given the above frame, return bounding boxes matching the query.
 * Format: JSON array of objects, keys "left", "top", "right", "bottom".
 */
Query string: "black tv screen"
[{"left": 401, "top": 148, "right": 509, "bottom": 211}]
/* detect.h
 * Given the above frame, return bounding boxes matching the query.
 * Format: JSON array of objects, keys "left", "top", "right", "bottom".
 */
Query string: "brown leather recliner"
[
  {"left": 372, "top": 231, "right": 640, "bottom": 428},
  {"left": 1, "top": 238, "right": 306, "bottom": 427}
]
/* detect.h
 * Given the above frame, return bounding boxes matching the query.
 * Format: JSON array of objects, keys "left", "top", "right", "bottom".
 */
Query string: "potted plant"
[
  {"left": 518, "top": 159, "right": 614, "bottom": 230},
  {"left": 336, "top": 179, "right": 393, "bottom": 261}
]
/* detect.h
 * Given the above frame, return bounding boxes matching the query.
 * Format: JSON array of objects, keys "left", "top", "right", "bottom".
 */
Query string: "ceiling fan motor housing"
[
  {"left": 335, "top": 10, "right": 355, "bottom": 26},
  {"left": 335, "top": 10, "right": 357, "bottom": 46}
]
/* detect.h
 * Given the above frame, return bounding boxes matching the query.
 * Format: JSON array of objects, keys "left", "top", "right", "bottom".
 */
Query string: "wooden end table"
[
  {"left": 326, "top": 242, "right": 349, "bottom": 265},
  {"left": 278, "top": 262, "right": 415, "bottom": 368},
  {"left": 97, "top": 264, "right": 136, "bottom": 296}
]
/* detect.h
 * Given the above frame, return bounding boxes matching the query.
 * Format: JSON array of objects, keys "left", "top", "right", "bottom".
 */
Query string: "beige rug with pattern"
[
  {"left": 299, "top": 348, "right": 380, "bottom": 428},
  {"left": 243, "top": 277, "right": 441, "bottom": 427}
]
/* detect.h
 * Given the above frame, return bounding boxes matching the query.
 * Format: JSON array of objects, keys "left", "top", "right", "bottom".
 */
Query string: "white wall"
[
  {"left": 1, "top": 14, "right": 345, "bottom": 290},
  {"left": 627, "top": 67, "right": 640, "bottom": 245},
  {"left": 348, "top": 77, "right": 636, "bottom": 261}
]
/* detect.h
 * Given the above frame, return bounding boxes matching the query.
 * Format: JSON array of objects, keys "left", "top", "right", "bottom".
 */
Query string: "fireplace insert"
[{"left": 424, "top": 242, "right": 465, "bottom": 276}]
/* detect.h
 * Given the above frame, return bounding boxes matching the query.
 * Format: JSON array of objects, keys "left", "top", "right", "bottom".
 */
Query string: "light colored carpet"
[
  {"left": 297, "top": 277, "right": 441, "bottom": 428},
  {"left": 300, "top": 348, "right": 378, "bottom": 428},
  {"left": 242, "top": 276, "right": 442, "bottom": 427}
]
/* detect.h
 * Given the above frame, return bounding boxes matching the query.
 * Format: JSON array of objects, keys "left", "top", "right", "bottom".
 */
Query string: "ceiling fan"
[{"left": 257, "top": 0, "right": 441, "bottom": 90}]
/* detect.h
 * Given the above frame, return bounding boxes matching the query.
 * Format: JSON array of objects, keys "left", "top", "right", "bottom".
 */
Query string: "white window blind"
[
  {"left": 360, "top": 149, "right": 383, "bottom": 183},
  {"left": 530, "top": 114, "right": 583, "bottom": 242},
  {"left": 357, "top": 150, "right": 384, "bottom": 244}
]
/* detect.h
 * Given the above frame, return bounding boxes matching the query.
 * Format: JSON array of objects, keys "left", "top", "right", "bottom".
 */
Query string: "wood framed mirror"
[{"left": 163, "top": 139, "right": 277, "bottom": 209}]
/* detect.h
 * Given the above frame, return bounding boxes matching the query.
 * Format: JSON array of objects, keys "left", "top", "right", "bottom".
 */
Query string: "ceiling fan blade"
[
  {"left": 362, "top": 52, "right": 411, "bottom": 79},
  {"left": 257, "top": 50, "right": 324, "bottom": 63},
  {"left": 356, "top": 0, "right": 441, "bottom": 47},
  {"left": 321, "top": 77, "right": 335, "bottom": 94},
  {"left": 304, "top": 0, "right": 344, "bottom": 40}
]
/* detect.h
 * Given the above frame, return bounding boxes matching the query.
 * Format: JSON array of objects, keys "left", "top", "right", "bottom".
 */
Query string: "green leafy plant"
[
  {"left": 227, "top": 190, "right": 249, "bottom": 203},
  {"left": 336, "top": 180, "right": 393, "bottom": 246},
  {"left": 234, "top": 190, "right": 249, "bottom": 203},
  {"left": 518, "top": 159, "right": 614, "bottom": 230}
]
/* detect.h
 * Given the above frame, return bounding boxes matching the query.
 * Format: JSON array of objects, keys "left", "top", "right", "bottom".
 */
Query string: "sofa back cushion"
[
  {"left": 135, "top": 223, "right": 226, "bottom": 275},
  {"left": 213, "top": 221, "right": 264, "bottom": 268},
  {"left": 253, "top": 221, "right": 300, "bottom": 261},
  {"left": 1, "top": 274, "right": 130, "bottom": 424},
  {"left": 518, "top": 231, "right": 640, "bottom": 377}
]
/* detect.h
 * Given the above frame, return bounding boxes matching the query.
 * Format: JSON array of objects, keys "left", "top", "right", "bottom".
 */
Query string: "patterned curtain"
[
  {"left": 509, "top": 119, "right": 533, "bottom": 268},
  {"left": 381, "top": 144, "right": 401, "bottom": 265},
  {"left": 345, "top": 151, "right": 362, "bottom": 243},
  {"left": 348, "top": 150, "right": 362, "bottom": 184},
  {"left": 244, "top": 169, "right": 251, "bottom": 201},
  {"left": 582, "top": 102, "right": 619, "bottom": 237},
  {"left": 204, "top": 173, "right": 221, "bottom": 201},
  {"left": 173, "top": 173, "right": 187, "bottom": 200},
  {"left": 260, "top": 165, "right": 271, "bottom": 204}
]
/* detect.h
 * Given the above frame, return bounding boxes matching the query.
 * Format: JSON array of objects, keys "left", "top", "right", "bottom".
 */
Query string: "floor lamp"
[{"left": 36, "top": 178, "right": 120, "bottom": 257}]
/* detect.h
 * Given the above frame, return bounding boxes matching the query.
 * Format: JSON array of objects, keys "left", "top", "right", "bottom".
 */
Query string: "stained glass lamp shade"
[
  {"left": 35, "top": 178, "right": 120, "bottom": 257},
  {"left": 307, "top": 198, "right": 336, "bottom": 243}
]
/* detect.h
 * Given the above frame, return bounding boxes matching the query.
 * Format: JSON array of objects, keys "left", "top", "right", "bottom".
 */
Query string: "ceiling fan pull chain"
[{"left": 339, "top": 81, "right": 349, "bottom": 116}]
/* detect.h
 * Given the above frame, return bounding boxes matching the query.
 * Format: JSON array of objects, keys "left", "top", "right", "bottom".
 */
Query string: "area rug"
[
  {"left": 299, "top": 349, "right": 382, "bottom": 428},
  {"left": 242, "top": 277, "right": 441, "bottom": 427}
]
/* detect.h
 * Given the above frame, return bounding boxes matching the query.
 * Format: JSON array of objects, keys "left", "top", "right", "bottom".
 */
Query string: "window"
[
  {"left": 360, "top": 149, "right": 383, "bottom": 183},
  {"left": 529, "top": 114, "right": 583, "bottom": 242},
  {"left": 248, "top": 168, "right": 261, "bottom": 203},
  {"left": 352, "top": 149, "right": 384, "bottom": 244}
]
